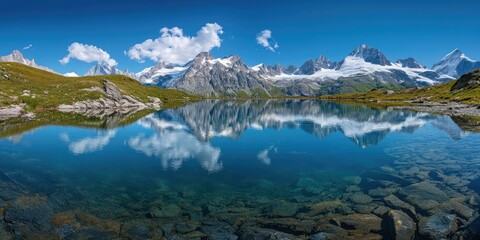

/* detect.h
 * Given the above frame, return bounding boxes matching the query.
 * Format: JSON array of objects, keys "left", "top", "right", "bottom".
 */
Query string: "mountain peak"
[
  {"left": 298, "top": 55, "right": 334, "bottom": 74},
  {"left": 396, "top": 57, "right": 426, "bottom": 69},
  {"left": 349, "top": 44, "right": 391, "bottom": 66},
  {"left": 194, "top": 52, "right": 213, "bottom": 61},
  {"left": 85, "top": 62, "right": 122, "bottom": 76},
  {"left": 0, "top": 49, "right": 53, "bottom": 72},
  {"left": 442, "top": 48, "right": 464, "bottom": 60},
  {"left": 432, "top": 49, "right": 479, "bottom": 78},
  {"left": 11, "top": 49, "right": 23, "bottom": 57}
]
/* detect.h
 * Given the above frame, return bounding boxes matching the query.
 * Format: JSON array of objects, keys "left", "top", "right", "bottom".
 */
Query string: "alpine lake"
[{"left": 0, "top": 100, "right": 479, "bottom": 239}]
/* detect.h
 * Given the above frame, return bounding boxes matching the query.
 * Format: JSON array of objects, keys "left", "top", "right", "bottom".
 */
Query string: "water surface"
[{"left": 0, "top": 100, "right": 479, "bottom": 239}]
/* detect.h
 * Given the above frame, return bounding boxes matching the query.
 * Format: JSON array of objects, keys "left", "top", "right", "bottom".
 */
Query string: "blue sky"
[{"left": 1, "top": 0, "right": 479, "bottom": 75}]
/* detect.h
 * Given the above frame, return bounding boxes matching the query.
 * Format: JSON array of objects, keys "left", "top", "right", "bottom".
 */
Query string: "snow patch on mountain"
[
  {"left": 270, "top": 56, "right": 440, "bottom": 85},
  {"left": 432, "top": 49, "right": 479, "bottom": 78}
]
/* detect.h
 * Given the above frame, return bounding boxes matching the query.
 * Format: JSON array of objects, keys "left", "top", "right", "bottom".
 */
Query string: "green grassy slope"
[
  {"left": 0, "top": 62, "right": 198, "bottom": 110},
  {"left": 320, "top": 69, "right": 480, "bottom": 105}
]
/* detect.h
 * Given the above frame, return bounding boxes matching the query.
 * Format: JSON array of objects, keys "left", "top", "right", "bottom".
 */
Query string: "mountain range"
[
  {"left": 0, "top": 50, "right": 53, "bottom": 73},
  {"left": 1, "top": 45, "right": 479, "bottom": 96}
]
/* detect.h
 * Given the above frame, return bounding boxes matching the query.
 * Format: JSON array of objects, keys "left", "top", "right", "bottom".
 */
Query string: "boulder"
[
  {"left": 418, "top": 213, "right": 457, "bottom": 240},
  {"left": 147, "top": 204, "right": 181, "bottom": 218},
  {"left": 398, "top": 181, "right": 449, "bottom": 211},
  {"left": 330, "top": 214, "right": 382, "bottom": 234},
  {"left": 265, "top": 201, "right": 299, "bottom": 217},
  {"left": 238, "top": 226, "right": 295, "bottom": 240},
  {"left": 310, "top": 232, "right": 335, "bottom": 240},
  {"left": 4, "top": 196, "right": 54, "bottom": 238},
  {"left": 259, "top": 218, "right": 316, "bottom": 234},
  {"left": 383, "top": 195, "right": 417, "bottom": 220},
  {"left": 307, "top": 200, "right": 342, "bottom": 215},
  {"left": 348, "top": 192, "right": 373, "bottom": 204},
  {"left": 385, "top": 210, "right": 416, "bottom": 240}
]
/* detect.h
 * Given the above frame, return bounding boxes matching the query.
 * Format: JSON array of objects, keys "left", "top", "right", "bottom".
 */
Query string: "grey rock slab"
[
  {"left": 398, "top": 181, "right": 449, "bottom": 210},
  {"left": 147, "top": 204, "right": 181, "bottom": 218},
  {"left": 4, "top": 196, "right": 54, "bottom": 238},
  {"left": 348, "top": 192, "right": 373, "bottom": 204},
  {"left": 383, "top": 194, "right": 417, "bottom": 220},
  {"left": 385, "top": 210, "right": 416, "bottom": 240},
  {"left": 238, "top": 226, "right": 296, "bottom": 240},
  {"left": 265, "top": 201, "right": 299, "bottom": 217},
  {"left": 330, "top": 214, "right": 382, "bottom": 233},
  {"left": 418, "top": 213, "right": 458, "bottom": 240}
]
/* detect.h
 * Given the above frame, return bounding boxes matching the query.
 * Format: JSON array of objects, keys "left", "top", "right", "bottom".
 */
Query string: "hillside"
[
  {"left": 321, "top": 69, "right": 480, "bottom": 105},
  {"left": 0, "top": 62, "right": 196, "bottom": 112}
]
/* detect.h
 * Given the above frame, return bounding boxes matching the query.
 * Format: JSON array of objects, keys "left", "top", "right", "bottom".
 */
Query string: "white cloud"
[
  {"left": 256, "top": 29, "right": 279, "bottom": 52},
  {"left": 127, "top": 23, "right": 223, "bottom": 65},
  {"left": 60, "top": 42, "right": 117, "bottom": 67},
  {"left": 62, "top": 131, "right": 116, "bottom": 155},
  {"left": 23, "top": 44, "right": 32, "bottom": 50},
  {"left": 63, "top": 72, "right": 79, "bottom": 77},
  {"left": 129, "top": 116, "right": 222, "bottom": 172},
  {"left": 257, "top": 145, "right": 277, "bottom": 165}
]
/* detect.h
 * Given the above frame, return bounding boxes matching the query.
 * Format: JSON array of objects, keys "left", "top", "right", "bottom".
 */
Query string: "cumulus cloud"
[
  {"left": 60, "top": 42, "right": 117, "bottom": 67},
  {"left": 257, "top": 145, "right": 277, "bottom": 165},
  {"left": 129, "top": 116, "right": 222, "bottom": 172},
  {"left": 256, "top": 29, "right": 279, "bottom": 52},
  {"left": 23, "top": 44, "right": 32, "bottom": 50},
  {"left": 127, "top": 23, "right": 223, "bottom": 65},
  {"left": 62, "top": 131, "right": 116, "bottom": 155},
  {"left": 63, "top": 72, "right": 79, "bottom": 77}
]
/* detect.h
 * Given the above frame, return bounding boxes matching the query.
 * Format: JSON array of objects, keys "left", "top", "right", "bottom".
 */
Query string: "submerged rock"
[
  {"left": 175, "top": 221, "right": 200, "bottom": 234},
  {"left": 348, "top": 192, "right": 373, "bottom": 204},
  {"left": 464, "top": 216, "right": 480, "bottom": 239},
  {"left": 259, "top": 218, "right": 316, "bottom": 234},
  {"left": 383, "top": 195, "right": 417, "bottom": 220},
  {"left": 265, "top": 201, "right": 299, "bottom": 217},
  {"left": 385, "top": 210, "right": 416, "bottom": 240},
  {"left": 238, "top": 226, "right": 295, "bottom": 240},
  {"left": 398, "top": 181, "right": 449, "bottom": 211},
  {"left": 4, "top": 196, "right": 54, "bottom": 238},
  {"left": 121, "top": 223, "right": 153, "bottom": 239},
  {"left": 310, "top": 232, "right": 335, "bottom": 240},
  {"left": 307, "top": 200, "right": 342, "bottom": 215},
  {"left": 330, "top": 214, "right": 382, "bottom": 234},
  {"left": 368, "top": 187, "right": 397, "bottom": 198},
  {"left": 147, "top": 204, "right": 181, "bottom": 218},
  {"left": 418, "top": 213, "right": 457, "bottom": 240}
]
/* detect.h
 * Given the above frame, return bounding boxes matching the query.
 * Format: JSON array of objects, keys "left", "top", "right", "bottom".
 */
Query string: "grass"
[
  {"left": 0, "top": 62, "right": 199, "bottom": 110},
  {"left": 320, "top": 79, "right": 480, "bottom": 106}
]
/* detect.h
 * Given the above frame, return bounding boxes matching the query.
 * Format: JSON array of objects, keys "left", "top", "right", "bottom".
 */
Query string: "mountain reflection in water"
[{"left": 0, "top": 100, "right": 479, "bottom": 239}]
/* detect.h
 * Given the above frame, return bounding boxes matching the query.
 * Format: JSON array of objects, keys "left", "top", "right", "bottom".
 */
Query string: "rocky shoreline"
[
  {"left": 390, "top": 101, "right": 480, "bottom": 118},
  {"left": 0, "top": 80, "right": 163, "bottom": 122}
]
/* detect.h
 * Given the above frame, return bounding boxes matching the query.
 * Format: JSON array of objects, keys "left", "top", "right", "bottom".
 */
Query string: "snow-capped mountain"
[
  {"left": 432, "top": 49, "right": 480, "bottom": 78},
  {"left": 345, "top": 44, "right": 391, "bottom": 66},
  {"left": 5, "top": 43, "right": 469, "bottom": 97},
  {"left": 85, "top": 62, "right": 136, "bottom": 79},
  {"left": 132, "top": 44, "right": 467, "bottom": 96},
  {"left": 136, "top": 62, "right": 189, "bottom": 87},
  {"left": 0, "top": 50, "right": 53, "bottom": 72},
  {"left": 268, "top": 45, "right": 451, "bottom": 90},
  {"left": 169, "top": 52, "right": 271, "bottom": 96},
  {"left": 297, "top": 55, "right": 335, "bottom": 74},
  {"left": 396, "top": 58, "right": 426, "bottom": 69}
]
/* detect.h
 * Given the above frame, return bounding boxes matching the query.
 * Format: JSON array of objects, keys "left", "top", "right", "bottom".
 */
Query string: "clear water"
[{"left": 0, "top": 100, "right": 479, "bottom": 238}]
